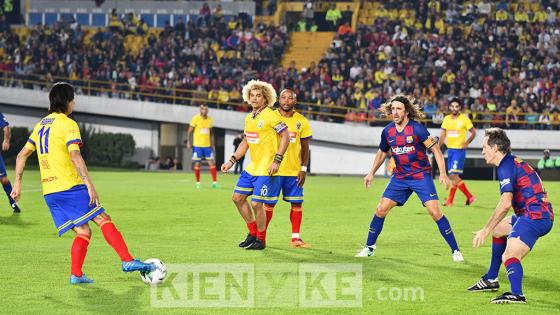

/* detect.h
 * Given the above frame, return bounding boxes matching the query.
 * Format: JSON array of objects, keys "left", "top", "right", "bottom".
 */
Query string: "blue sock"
[
  {"left": 505, "top": 258, "right": 523, "bottom": 295},
  {"left": 2, "top": 181, "right": 15, "bottom": 206},
  {"left": 436, "top": 215, "right": 459, "bottom": 253},
  {"left": 366, "top": 215, "right": 385, "bottom": 248},
  {"left": 485, "top": 237, "right": 507, "bottom": 280}
]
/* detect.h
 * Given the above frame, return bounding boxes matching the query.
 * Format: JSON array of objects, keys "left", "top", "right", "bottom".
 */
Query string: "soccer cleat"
[
  {"left": 355, "top": 245, "right": 375, "bottom": 257},
  {"left": 291, "top": 238, "right": 311, "bottom": 248},
  {"left": 12, "top": 203, "right": 21, "bottom": 214},
  {"left": 490, "top": 292, "right": 527, "bottom": 304},
  {"left": 468, "top": 276, "right": 499, "bottom": 292},
  {"left": 466, "top": 196, "right": 476, "bottom": 206},
  {"left": 452, "top": 250, "right": 464, "bottom": 262},
  {"left": 70, "top": 274, "right": 94, "bottom": 284},
  {"left": 122, "top": 259, "right": 155, "bottom": 273},
  {"left": 239, "top": 234, "right": 257, "bottom": 247},
  {"left": 443, "top": 200, "right": 453, "bottom": 207},
  {"left": 196, "top": 182, "right": 201, "bottom": 189},
  {"left": 212, "top": 183, "right": 219, "bottom": 189},
  {"left": 245, "top": 239, "right": 266, "bottom": 250}
]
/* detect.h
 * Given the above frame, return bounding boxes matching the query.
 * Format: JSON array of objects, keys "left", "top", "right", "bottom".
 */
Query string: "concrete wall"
[{"left": 1, "top": 87, "right": 558, "bottom": 175}]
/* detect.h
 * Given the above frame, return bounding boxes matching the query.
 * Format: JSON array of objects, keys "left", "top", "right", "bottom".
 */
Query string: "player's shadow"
[
  {"left": 74, "top": 283, "right": 146, "bottom": 314},
  {"left": 0, "top": 214, "right": 37, "bottom": 228}
]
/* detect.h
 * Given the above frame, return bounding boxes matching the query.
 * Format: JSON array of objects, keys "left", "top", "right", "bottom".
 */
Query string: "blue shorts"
[
  {"left": 0, "top": 155, "right": 6, "bottom": 177},
  {"left": 382, "top": 176, "right": 438, "bottom": 206},
  {"left": 192, "top": 146, "right": 214, "bottom": 161},
  {"left": 44, "top": 185, "right": 105, "bottom": 236},
  {"left": 277, "top": 176, "right": 304, "bottom": 203},
  {"left": 447, "top": 149, "right": 466, "bottom": 174},
  {"left": 234, "top": 171, "right": 281, "bottom": 204},
  {"left": 509, "top": 215, "right": 553, "bottom": 249}
]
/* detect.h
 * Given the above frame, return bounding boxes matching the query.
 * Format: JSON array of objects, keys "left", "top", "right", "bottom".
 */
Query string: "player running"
[
  {"left": 186, "top": 105, "right": 218, "bottom": 189},
  {"left": 438, "top": 98, "right": 476, "bottom": 206},
  {"left": 470, "top": 128, "right": 553, "bottom": 304},
  {"left": 0, "top": 112, "right": 21, "bottom": 213},
  {"left": 11, "top": 82, "right": 154, "bottom": 284},
  {"left": 221, "top": 80, "right": 289, "bottom": 250},
  {"left": 356, "top": 95, "right": 464, "bottom": 262},
  {"left": 265, "top": 89, "right": 313, "bottom": 248}
]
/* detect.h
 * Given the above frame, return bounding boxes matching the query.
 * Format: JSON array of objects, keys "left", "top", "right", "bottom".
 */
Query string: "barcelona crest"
[{"left": 406, "top": 136, "right": 414, "bottom": 144}]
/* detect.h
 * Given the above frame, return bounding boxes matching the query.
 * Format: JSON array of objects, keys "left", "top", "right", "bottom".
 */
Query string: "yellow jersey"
[
  {"left": 190, "top": 114, "right": 213, "bottom": 147},
  {"left": 441, "top": 114, "right": 474, "bottom": 149},
  {"left": 24, "top": 113, "right": 83, "bottom": 195},
  {"left": 244, "top": 107, "right": 287, "bottom": 176},
  {"left": 275, "top": 110, "right": 313, "bottom": 176}
]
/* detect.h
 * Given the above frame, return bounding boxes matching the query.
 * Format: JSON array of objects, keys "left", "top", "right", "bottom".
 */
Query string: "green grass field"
[{"left": 1, "top": 170, "right": 559, "bottom": 315}]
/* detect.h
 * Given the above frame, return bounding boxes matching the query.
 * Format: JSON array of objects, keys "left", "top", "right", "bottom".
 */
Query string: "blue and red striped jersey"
[
  {"left": 379, "top": 120, "right": 436, "bottom": 180},
  {"left": 497, "top": 154, "right": 553, "bottom": 220}
]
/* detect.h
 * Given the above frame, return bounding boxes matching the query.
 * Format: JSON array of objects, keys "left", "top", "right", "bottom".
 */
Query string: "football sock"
[
  {"left": 71, "top": 234, "right": 90, "bottom": 277},
  {"left": 290, "top": 205, "right": 302, "bottom": 239},
  {"left": 504, "top": 258, "right": 524, "bottom": 295},
  {"left": 194, "top": 167, "right": 201, "bottom": 183},
  {"left": 457, "top": 180, "right": 473, "bottom": 199},
  {"left": 486, "top": 237, "right": 507, "bottom": 280},
  {"left": 264, "top": 204, "right": 274, "bottom": 229},
  {"left": 256, "top": 229, "right": 266, "bottom": 242},
  {"left": 447, "top": 185, "right": 457, "bottom": 203},
  {"left": 99, "top": 220, "right": 134, "bottom": 262},
  {"left": 210, "top": 166, "right": 217, "bottom": 182},
  {"left": 247, "top": 220, "right": 257, "bottom": 237},
  {"left": 2, "top": 181, "right": 16, "bottom": 206},
  {"left": 366, "top": 215, "right": 385, "bottom": 248},
  {"left": 436, "top": 215, "right": 459, "bottom": 253}
]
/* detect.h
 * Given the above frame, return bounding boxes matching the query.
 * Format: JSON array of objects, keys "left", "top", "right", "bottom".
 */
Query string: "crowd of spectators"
[{"left": 1, "top": 1, "right": 560, "bottom": 130}]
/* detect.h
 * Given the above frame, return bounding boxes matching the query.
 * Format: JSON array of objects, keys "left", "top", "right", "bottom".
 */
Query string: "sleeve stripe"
[
  {"left": 27, "top": 139, "right": 36, "bottom": 145},
  {"left": 66, "top": 139, "right": 82, "bottom": 146},
  {"left": 276, "top": 125, "right": 288, "bottom": 134},
  {"left": 301, "top": 136, "right": 313, "bottom": 140}
]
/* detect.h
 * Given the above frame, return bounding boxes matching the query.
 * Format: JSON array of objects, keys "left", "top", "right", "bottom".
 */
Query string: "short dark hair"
[
  {"left": 485, "top": 128, "right": 511, "bottom": 154},
  {"left": 49, "top": 82, "right": 74, "bottom": 114},
  {"left": 449, "top": 97, "right": 462, "bottom": 107}
]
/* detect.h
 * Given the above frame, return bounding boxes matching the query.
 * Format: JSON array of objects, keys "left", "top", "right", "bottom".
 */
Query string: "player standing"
[
  {"left": 11, "top": 82, "right": 154, "bottom": 284},
  {"left": 265, "top": 89, "right": 313, "bottom": 248},
  {"left": 187, "top": 105, "right": 218, "bottom": 189},
  {"left": 0, "top": 113, "right": 21, "bottom": 213},
  {"left": 356, "top": 95, "right": 464, "bottom": 262},
  {"left": 438, "top": 98, "right": 476, "bottom": 206},
  {"left": 221, "top": 80, "right": 289, "bottom": 250},
  {"left": 470, "top": 128, "right": 553, "bottom": 304}
]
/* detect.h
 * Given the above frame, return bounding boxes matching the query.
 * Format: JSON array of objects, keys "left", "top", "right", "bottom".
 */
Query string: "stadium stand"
[{"left": 0, "top": 0, "right": 559, "bottom": 129}]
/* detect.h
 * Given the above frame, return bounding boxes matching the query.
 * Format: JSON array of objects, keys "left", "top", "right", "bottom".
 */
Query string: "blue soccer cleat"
[
  {"left": 70, "top": 274, "right": 94, "bottom": 284},
  {"left": 122, "top": 259, "right": 155, "bottom": 273}
]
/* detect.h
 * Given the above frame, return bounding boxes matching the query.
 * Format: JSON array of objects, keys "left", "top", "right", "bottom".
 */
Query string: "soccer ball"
[{"left": 140, "top": 258, "right": 167, "bottom": 284}]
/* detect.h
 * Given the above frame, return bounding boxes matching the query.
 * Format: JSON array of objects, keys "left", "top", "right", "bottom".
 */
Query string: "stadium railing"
[{"left": 0, "top": 69, "right": 558, "bottom": 129}]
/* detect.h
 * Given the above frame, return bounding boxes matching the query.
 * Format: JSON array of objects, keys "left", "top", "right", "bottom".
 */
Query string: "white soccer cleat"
[
  {"left": 452, "top": 250, "right": 464, "bottom": 262},
  {"left": 355, "top": 245, "right": 375, "bottom": 257}
]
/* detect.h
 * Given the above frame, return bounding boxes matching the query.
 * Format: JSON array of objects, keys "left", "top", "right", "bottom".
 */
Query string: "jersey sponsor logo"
[
  {"left": 40, "top": 118, "right": 55, "bottom": 125},
  {"left": 391, "top": 145, "right": 415, "bottom": 155},
  {"left": 245, "top": 132, "right": 259, "bottom": 144},
  {"left": 447, "top": 130, "right": 459, "bottom": 138},
  {"left": 289, "top": 132, "right": 297, "bottom": 143},
  {"left": 406, "top": 135, "right": 414, "bottom": 144},
  {"left": 500, "top": 178, "right": 511, "bottom": 188},
  {"left": 199, "top": 128, "right": 210, "bottom": 134},
  {"left": 42, "top": 176, "right": 58, "bottom": 183}
]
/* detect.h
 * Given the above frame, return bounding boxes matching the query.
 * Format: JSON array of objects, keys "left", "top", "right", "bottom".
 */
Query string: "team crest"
[
  {"left": 406, "top": 136, "right": 414, "bottom": 144},
  {"left": 258, "top": 120, "right": 264, "bottom": 129},
  {"left": 296, "top": 122, "right": 301, "bottom": 130}
]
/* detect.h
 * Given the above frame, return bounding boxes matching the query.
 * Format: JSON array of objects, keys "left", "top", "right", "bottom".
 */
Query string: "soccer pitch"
[{"left": 1, "top": 170, "right": 558, "bottom": 315}]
